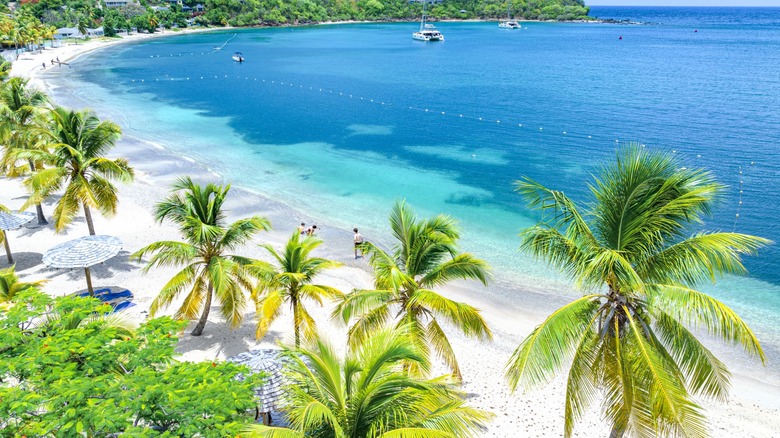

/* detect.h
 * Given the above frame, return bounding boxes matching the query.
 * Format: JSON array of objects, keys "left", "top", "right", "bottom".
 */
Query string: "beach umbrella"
[
  {"left": 0, "top": 211, "right": 36, "bottom": 265},
  {"left": 229, "top": 349, "right": 297, "bottom": 426},
  {"left": 42, "top": 235, "right": 122, "bottom": 296}
]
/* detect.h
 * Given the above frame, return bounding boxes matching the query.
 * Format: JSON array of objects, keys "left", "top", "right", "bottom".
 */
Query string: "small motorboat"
[{"left": 232, "top": 52, "right": 245, "bottom": 62}]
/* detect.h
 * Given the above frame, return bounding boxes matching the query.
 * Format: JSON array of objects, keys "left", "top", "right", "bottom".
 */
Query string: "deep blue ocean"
[{"left": 57, "top": 6, "right": 780, "bottom": 376}]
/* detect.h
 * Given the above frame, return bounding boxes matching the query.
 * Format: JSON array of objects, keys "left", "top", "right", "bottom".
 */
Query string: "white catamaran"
[
  {"left": 413, "top": 1, "right": 444, "bottom": 42},
  {"left": 498, "top": 3, "right": 521, "bottom": 29}
]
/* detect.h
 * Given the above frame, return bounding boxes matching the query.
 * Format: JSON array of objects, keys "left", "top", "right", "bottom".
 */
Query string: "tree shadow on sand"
[
  {"left": 174, "top": 309, "right": 287, "bottom": 360},
  {"left": 0, "top": 251, "right": 43, "bottom": 272}
]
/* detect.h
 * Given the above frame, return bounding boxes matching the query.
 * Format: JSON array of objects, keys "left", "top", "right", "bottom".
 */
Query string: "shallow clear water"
[{"left": 54, "top": 7, "right": 780, "bottom": 378}]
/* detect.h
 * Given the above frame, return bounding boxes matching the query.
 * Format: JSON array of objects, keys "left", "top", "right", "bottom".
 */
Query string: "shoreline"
[{"left": 4, "top": 27, "right": 780, "bottom": 436}]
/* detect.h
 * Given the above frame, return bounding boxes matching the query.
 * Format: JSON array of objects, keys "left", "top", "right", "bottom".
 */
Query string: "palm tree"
[
  {"left": 132, "top": 177, "right": 271, "bottom": 336},
  {"left": 252, "top": 232, "right": 342, "bottom": 348},
  {"left": 0, "top": 77, "right": 50, "bottom": 225},
  {"left": 334, "top": 201, "right": 492, "bottom": 378},
  {"left": 0, "top": 265, "right": 46, "bottom": 302},
  {"left": 77, "top": 17, "right": 89, "bottom": 39},
  {"left": 505, "top": 144, "right": 770, "bottom": 438},
  {"left": 245, "top": 325, "right": 492, "bottom": 438},
  {"left": 23, "top": 107, "right": 133, "bottom": 235},
  {"left": 0, "top": 60, "right": 11, "bottom": 83}
]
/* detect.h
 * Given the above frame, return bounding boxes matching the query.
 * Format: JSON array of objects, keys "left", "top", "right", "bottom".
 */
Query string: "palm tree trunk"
[
  {"left": 83, "top": 203, "right": 96, "bottom": 235},
  {"left": 293, "top": 296, "right": 300, "bottom": 348},
  {"left": 609, "top": 427, "right": 625, "bottom": 438},
  {"left": 27, "top": 160, "right": 48, "bottom": 225},
  {"left": 191, "top": 284, "right": 213, "bottom": 336}
]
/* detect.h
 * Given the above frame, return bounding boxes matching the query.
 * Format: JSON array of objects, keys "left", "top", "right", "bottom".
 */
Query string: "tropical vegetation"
[
  {"left": 252, "top": 231, "right": 343, "bottom": 347},
  {"left": 245, "top": 325, "right": 492, "bottom": 438},
  {"left": 1, "top": 0, "right": 589, "bottom": 45},
  {"left": 335, "top": 201, "right": 492, "bottom": 378},
  {"left": 0, "top": 77, "right": 51, "bottom": 225},
  {"left": 23, "top": 107, "right": 134, "bottom": 235},
  {"left": 132, "top": 176, "right": 271, "bottom": 336},
  {"left": 505, "top": 145, "right": 770, "bottom": 438},
  {"left": 0, "top": 11, "right": 57, "bottom": 58},
  {"left": 0, "top": 264, "right": 46, "bottom": 303},
  {"left": 0, "top": 288, "right": 262, "bottom": 436}
]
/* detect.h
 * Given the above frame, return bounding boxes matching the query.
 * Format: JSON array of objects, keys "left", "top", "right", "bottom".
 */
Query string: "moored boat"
[
  {"left": 498, "top": 20, "right": 521, "bottom": 29},
  {"left": 413, "top": 1, "right": 444, "bottom": 42}
]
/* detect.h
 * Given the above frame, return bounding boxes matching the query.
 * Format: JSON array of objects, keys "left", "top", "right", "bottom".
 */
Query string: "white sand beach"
[{"left": 2, "top": 31, "right": 780, "bottom": 437}]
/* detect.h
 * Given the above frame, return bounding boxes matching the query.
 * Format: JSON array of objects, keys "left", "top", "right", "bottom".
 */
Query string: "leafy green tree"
[
  {"left": 0, "top": 289, "right": 262, "bottom": 436},
  {"left": 505, "top": 145, "right": 770, "bottom": 438},
  {"left": 335, "top": 201, "right": 492, "bottom": 378},
  {"left": 0, "top": 77, "right": 50, "bottom": 225},
  {"left": 252, "top": 231, "right": 343, "bottom": 348},
  {"left": 23, "top": 107, "right": 133, "bottom": 235},
  {"left": 245, "top": 325, "right": 492, "bottom": 438},
  {"left": 132, "top": 177, "right": 271, "bottom": 336}
]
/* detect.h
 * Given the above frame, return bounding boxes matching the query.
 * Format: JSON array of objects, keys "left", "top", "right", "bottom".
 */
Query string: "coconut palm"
[
  {"left": 505, "top": 144, "right": 770, "bottom": 438},
  {"left": 0, "top": 77, "right": 50, "bottom": 225},
  {"left": 0, "top": 265, "right": 46, "bottom": 302},
  {"left": 23, "top": 107, "right": 133, "bottom": 235},
  {"left": 245, "top": 325, "right": 492, "bottom": 438},
  {"left": 252, "top": 231, "right": 343, "bottom": 348},
  {"left": 334, "top": 201, "right": 492, "bottom": 378},
  {"left": 132, "top": 177, "right": 271, "bottom": 336}
]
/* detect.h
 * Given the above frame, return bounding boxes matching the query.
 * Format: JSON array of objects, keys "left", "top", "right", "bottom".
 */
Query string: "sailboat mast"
[{"left": 420, "top": 0, "right": 427, "bottom": 32}]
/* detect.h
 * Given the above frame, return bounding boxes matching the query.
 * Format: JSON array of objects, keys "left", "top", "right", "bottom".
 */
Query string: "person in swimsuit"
[{"left": 353, "top": 228, "right": 364, "bottom": 258}]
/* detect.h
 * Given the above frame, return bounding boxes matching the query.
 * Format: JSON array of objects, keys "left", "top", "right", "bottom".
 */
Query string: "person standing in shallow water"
[
  {"left": 353, "top": 228, "right": 364, "bottom": 258},
  {"left": 298, "top": 222, "right": 306, "bottom": 235}
]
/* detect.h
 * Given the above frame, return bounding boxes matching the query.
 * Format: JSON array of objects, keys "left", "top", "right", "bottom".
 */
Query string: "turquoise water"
[{"left": 56, "top": 7, "right": 780, "bottom": 377}]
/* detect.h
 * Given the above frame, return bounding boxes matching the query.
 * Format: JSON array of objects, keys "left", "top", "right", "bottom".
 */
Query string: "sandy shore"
[{"left": 2, "top": 29, "right": 780, "bottom": 437}]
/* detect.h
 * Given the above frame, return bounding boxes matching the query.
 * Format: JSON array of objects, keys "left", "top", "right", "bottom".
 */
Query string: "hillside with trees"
[{"left": 2, "top": 0, "right": 589, "bottom": 42}]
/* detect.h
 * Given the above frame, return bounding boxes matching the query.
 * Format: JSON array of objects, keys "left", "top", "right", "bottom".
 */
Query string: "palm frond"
[
  {"left": 419, "top": 253, "right": 491, "bottom": 288},
  {"left": 243, "top": 425, "right": 305, "bottom": 438},
  {"left": 426, "top": 318, "right": 461, "bottom": 378},
  {"left": 648, "top": 283, "right": 765, "bottom": 362},
  {"left": 563, "top": 318, "right": 600, "bottom": 438},
  {"left": 410, "top": 289, "right": 492, "bottom": 341},
  {"left": 624, "top": 308, "right": 709, "bottom": 438},
  {"left": 346, "top": 303, "right": 392, "bottom": 347},
  {"left": 652, "top": 309, "right": 731, "bottom": 401},
  {"left": 219, "top": 215, "right": 271, "bottom": 250},
  {"left": 638, "top": 232, "right": 771, "bottom": 285},
  {"left": 505, "top": 295, "right": 601, "bottom": 391},
  {"left": 131, "top": 241, "right": 198, "bottom": 270},
  {"left": 254, "top": 289, "right": 285, "bottom": 340},
  {"left": 332, "top": 289, "right": 394, "bottom": 325},
  {"left": 515, "top": 177, "right": 598, "bottom": 246}
]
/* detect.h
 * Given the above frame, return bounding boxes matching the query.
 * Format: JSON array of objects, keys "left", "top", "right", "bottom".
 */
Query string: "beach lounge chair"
[
  {"left": 112, "top": 300, "right": 136, "bottom": 313},
  {"left": 77, "top": 289, "right": 133, "bottom": 301}
]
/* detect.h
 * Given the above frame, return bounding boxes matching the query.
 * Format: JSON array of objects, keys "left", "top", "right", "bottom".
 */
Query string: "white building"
[{"left": 54, "top": 27, "right": 105, "bottom": 39}]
